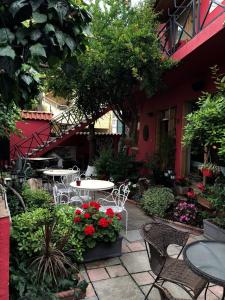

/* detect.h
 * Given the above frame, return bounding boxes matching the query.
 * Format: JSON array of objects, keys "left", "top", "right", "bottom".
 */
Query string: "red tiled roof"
[{"left": 21, "top": 110, "right": 53, "bottom": 121}]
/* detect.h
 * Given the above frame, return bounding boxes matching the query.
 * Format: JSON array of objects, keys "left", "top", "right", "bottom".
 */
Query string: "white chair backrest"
[
  {"left": 72, "top": 165, "right": 80, "bottom": 173},
  {"left": 113, "top": 183, "right": 130, "bottom": 208}
]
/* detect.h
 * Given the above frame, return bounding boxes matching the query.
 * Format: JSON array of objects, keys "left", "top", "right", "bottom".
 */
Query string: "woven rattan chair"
[{"left": 140, "top": 221, "right": 207, "bottom": 300}]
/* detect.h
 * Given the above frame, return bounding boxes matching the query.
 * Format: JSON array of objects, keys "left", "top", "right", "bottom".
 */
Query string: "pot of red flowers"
[
  {"left": 73, "top": 201, "right": 123, "bottom": 262},
  {"left": 174, "top": 176, "right": 190, "bottom": 195},
  {"left": 195, "top": 183, "right": 214, "bottom": 209},
  {"left": 199, "top": 163, "right": 220, "bottom": 177}
]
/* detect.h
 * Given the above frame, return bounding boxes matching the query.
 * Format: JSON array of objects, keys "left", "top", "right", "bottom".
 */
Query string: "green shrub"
[
  {"left": 22, "top": 186, "right": 53, "bottom": 209},
  {"left": 141, "top": 187, "right": 175, "bottom": 218},
  {"left": 11, "top": 206, "right": 83, "bottom": 262},
  {"left": 94, "top": 148, "right": 113, "bottom": 178},
  {"left": 95, "top": 148, "right": 140, "bottom": 182}
]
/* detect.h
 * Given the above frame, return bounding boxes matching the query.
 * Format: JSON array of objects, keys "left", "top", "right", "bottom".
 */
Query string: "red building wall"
[{"left": 10, "top": 119, "right": 50, "bottom": 159}]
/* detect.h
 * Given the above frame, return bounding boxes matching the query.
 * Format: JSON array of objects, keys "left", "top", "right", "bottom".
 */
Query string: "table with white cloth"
[
  {"left": 43, "top": 169, "right": 79, "bottom": 188},
  {"left": 70, "top": 179, "right": 114, "bottom": 200}
]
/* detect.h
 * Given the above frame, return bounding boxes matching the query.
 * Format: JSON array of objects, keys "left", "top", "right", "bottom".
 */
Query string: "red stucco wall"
[
  {"left": 0, "top": 217, "right": 10, "bottom": 300},
  {"left": 10, "top": 119, "right": 50, "bottom": 159}
]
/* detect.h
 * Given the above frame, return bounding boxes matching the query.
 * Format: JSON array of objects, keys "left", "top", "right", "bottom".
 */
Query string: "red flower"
[
  {"left": 98, "top": 217, "right": 109, "bottom": 228},
  {"left": 90, "top": 201, "right": 101, "bottom": 210},
  {"left": 84, "top": 213, "right": 91, "bottom": 219},
  {"left": 187, "top": 190, "right": 196, "bottom": 199},
  {"left": 84, "top": 225, "right": 95, "bottom": 236},
  {"left": 74, "top": 217, "right": 81, "bottom": 223},
  {"left": 108, "top": 219, "right": 113, "bottom": 224},
  {"left": 196, "top": 183, "right": 205, "bottom": 191},
  {"left": 106, "top": 208, "right": 114, "bottom": 218},
  {"left": 82, "top": 203, "right": 89, "bottom": 209},
  {"left": 116, "top": 213, "right": 122, "bottom": 220},
  {"left": 75, "top": 209, "right": 82, "bottom": 215}
]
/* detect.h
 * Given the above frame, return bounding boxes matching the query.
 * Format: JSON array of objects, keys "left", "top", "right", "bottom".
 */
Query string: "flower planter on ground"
[
  {"left": 203, "top": 219, "right": 225, "bottom": 242},
  {"left": 83, "top": 236, "right": 123, "bottom": 262},
  {"left": 197, "top": 195, "right": 214, "bottom": 209},
  {"left": 174, "top": 185, "right": 189, "bottom": 195}
]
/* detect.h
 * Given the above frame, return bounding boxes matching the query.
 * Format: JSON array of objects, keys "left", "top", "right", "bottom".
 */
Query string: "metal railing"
[
  {"left": 158, "top": 0, "right": 225, "bottom": 56},
  {"left": 11, "top": 104, "right": 109, "bottom": 160}
]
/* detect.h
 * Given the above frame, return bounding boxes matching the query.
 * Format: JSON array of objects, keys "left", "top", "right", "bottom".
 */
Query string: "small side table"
[{"left": 184, "top": 240, "right": 225, "bottom": 300}]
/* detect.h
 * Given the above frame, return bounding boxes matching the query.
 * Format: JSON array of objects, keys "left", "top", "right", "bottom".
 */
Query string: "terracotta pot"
[
  {"left": 197, "top": 195, "right": 214, "bottom": 209},
  {"left": 55, "top": 274, "right": 86, "bottom": 300},
  {"left": 202, "top": 168, "right": 213, "bottom": 177}
]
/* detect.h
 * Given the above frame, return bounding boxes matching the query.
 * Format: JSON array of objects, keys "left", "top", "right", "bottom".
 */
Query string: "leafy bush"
[
  {"left": 11, "top": 206, "right": 83, "bottom": 262},
  {"left": 94, "top": 148, "right": 113, "bottom": 178},
  {"left": 95, "top": 149, "right": 140, "bottom": 182},
  {"left": 22, "top": 186, "right": 53, "bottom": 209},
  {"left": 141, "top": 187, "right": 175, "bottom": 217}
]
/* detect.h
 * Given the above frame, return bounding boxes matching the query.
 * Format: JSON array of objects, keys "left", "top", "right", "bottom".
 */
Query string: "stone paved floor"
[
  {"left": 78, "top": 202, "right": 224, "bottom": 300},
  {"left": 81, "top": 231, "right": 223, "bottom": 300}
]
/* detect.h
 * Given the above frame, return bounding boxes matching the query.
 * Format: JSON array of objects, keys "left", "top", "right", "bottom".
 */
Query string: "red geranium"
[
  {"left": 116, "top": 213, "right": 122, "bottom": 220},
  {"left": 82, "top": 203, "right": 89, "bottom": 209},
  {"left": 75, "top": 209, "right": 82, "bottom": 215},
  {"left": 74, "top": 217, "right": 81, "bottom": 223},
  {"left": 84, "top": 225, "right": 95, "bottom": 236},
  {"left": 98, "top": 217, "right": 109, "bottom": 228},
  {"left": 196, "top": 183, "right": 205, "bottom": 191},
  {"left": 106, "top": 208, "right": 114, "bottom": 218},
  {"left": 187, "top": 190, "right": 196, "bottom": 199},
  {"left": 84, "top": 213, "right": 91, "bottom": 219},
  {"left": 90, "top": 201, "right": 101, "bottom": 210},
  {"left": 108, "top": 219, "right": 113, "bottom": 224}
]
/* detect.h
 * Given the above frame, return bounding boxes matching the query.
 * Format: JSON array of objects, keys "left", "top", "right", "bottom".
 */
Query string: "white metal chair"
[
  {"left": 53, "top": 185, "right": 69, "bottom": 204},
  {"left": 99, "top": 183, "right": 130, "bottom": 235}
]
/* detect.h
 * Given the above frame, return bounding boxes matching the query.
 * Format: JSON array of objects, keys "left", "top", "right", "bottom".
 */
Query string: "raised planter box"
[
  {"left": 55, "top": 274, "right": 86, "bottom": 300},
  {"left": 174, "top": 185, "right": 189, "bottom": 196},
  {"left": 83, "top": 236, "right": 123, "bottom": 262},
  {"left": 203, "top": 219, "right": 225, "bottom": 242},
  {"left": 197, "top": 195, "right": 214, "bottom": 209}
]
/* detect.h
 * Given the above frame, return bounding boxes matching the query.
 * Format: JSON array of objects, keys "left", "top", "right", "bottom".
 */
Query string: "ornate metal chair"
[
  {"left": 140, "top": 221, "right": 207, "bottom": 300},
  {"left": 99, "top": 183, "right": 130, "bottom": 234}
]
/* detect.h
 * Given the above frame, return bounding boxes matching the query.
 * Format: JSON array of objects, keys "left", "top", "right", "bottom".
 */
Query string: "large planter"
[
  {"left": 83, "top": 236, "right": 123, "bottom": 262},
  {"left": 55, "top": 274, "right": 86, "bottom": 300},
  {"left": 203, "top": 219, "right": 225, "bottom": 242},
  {"left": 197, "top": 195, "right": 214, "bottom": 209}
]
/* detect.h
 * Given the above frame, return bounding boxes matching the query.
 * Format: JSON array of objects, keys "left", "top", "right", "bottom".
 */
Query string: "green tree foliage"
[
  {"left": 47, "top": 0, "right": 172, "bottom": 126},
  {"left": 0, "top": 0, "right": 91, "bottom": 137},
  {"left": 183, "top": 67, "right": 225, "bottom": 157}
]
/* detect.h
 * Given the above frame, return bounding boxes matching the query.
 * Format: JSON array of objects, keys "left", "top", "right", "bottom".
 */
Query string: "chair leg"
[{"left": 124, "top": 209, "right": 128, "bottom": 235}]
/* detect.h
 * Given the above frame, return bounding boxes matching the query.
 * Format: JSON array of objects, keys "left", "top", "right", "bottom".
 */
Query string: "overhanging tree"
[
  {"left": 0, "top": 0, "right": 91, "bottom": 137},
  {"left": 47, "top": 0, "right": 172, "bottom": 161}
]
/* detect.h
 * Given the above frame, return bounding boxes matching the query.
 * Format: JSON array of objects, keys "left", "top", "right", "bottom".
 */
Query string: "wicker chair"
[{"left": 140, "top": 221, "right": 207, "bottom": 300}]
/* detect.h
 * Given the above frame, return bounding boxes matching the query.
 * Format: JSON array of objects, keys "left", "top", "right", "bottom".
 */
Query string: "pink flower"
[{"left": 196, "top": 183, "right": 205, "bottom": 191}]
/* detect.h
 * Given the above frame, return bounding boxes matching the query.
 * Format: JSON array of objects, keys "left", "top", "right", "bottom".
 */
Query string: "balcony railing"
[{"left": 158, "top": 0, "right": 225, "bottom": 56}]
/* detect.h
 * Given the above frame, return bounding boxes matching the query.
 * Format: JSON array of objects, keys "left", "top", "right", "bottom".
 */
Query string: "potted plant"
[
  {"left": 201, "top": 183, "right": 225, "bottom": 241},
  {"left": 73, "top": 201, "right": 123, "bottom": 262},
  {"left": 199, "top": 163, "right": 220, "bottom": 177},
  {"left": 195, "top": 183, "right": 214, "bottom": 209},
  {"left": 173, "top": 200, "right": 197, "bottom": 225}
]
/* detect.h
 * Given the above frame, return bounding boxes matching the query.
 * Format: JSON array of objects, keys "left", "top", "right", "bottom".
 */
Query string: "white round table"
[
  {"left": 70, "top": 179, "right": 114, "bottom": 191},
  {"left": 70, "top": 180, "right": 114, "bottom": 200},
  {"left": 43, "top": 169, "right": 79, "bottom": 177}
]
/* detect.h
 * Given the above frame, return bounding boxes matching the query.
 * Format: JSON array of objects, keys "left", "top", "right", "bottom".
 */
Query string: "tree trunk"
[{"left": 88, "top": 123, "right": 96, "bottom": 166}]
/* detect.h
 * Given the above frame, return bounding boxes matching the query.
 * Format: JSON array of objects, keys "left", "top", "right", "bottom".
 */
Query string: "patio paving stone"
[
  {"left": 120, "top": 251, "right": 150, "bottom": 273},
  {"left": 127, "top": 241, "right": 146, "bottom": 252},
  {"left": 209, "top": 285, "right": 224, "bottom": 298},
  {"left": 93, "top": 275, "right": 145, "bottom": 300},
  {"left": 132, "top": 272, "right": 154, "bottom": 285},
  {"left": 87, "top": 268, "right": 109, "bottom": 282},
  {"left": 122, "top": 229, "right": 143, "bottom": 242},
  {"left": 85, "top": 283, "right": 96, "bottom": 298},
  {"left": 106, "top": 265, "right": 128, "bottom": 277},
  {"left": 85, "top": 257, "right": 120, "bottom": 269},
  {"left": 198, "top": 289, "right": 220, "bottom": 300},
  {"left": 140, "top": 285, "right": 161, "bottom": 300}
]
